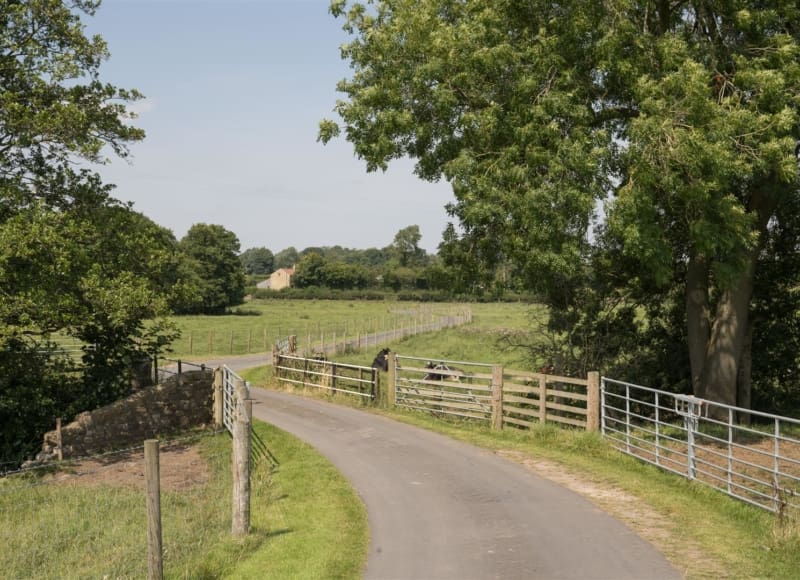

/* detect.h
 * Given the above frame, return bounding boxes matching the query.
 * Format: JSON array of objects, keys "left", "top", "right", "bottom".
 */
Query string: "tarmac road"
[{"left": 249, "top": 388, "right": 681, "bottom": 580}]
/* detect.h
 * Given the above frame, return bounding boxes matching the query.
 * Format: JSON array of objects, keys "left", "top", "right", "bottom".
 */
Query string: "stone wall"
[{"left": 35, "top": 370, "right": 214, "bottom": 462}]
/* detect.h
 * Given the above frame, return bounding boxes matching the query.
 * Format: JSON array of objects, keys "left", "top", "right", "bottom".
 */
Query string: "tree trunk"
[
  {"left": 688, "top": 187, "right": 775, "bottom": 415},
  {"left": 737, "top": 321, "right": 753, "bottom": 425},
  {"left": 686, "top": 253, "right": 710, "bottom": 398},
  {"left": 701, "top": 255, "right": 756, "bottom": 417}
]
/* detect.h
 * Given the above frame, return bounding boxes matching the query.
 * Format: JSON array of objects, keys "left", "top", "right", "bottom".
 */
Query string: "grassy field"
[
  {"left": 0, "top": 423, "right": 367, "bottom": 579},
  {"left": 164, "top": 300, "right": 479, "bottom": 358}
]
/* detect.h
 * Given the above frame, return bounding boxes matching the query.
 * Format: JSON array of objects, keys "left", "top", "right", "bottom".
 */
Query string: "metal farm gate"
[
  {"left": 273, "top": 353, "right": 378, "bottom": 400},
  {"left": 221, "top": 365, "right": 249, "bottom": 434},
  {"left": 601, "top": 377, "right": 800, "bottom": 513}
]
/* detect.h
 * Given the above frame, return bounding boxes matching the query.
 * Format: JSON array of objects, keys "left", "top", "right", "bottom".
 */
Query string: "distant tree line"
[{"left": 241, "top": 225, "right": 524, "bottom": 297}]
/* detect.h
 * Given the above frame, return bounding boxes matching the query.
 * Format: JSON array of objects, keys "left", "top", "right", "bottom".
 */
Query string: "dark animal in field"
[
  {"left": 423, "top": 362, "right": 462, "bottom": 382},
  {"left": 372, "top": 348, "right": 390, "bottom": 372},
  {"left": 539, "top": 363, "right": 555, "bottom": 375}
]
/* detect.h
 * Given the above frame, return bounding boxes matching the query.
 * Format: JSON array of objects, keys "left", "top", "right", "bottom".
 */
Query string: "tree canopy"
[
  {"left": 0, "top": 0, "right": 174, "bottom": 465},
  {"left": 240, "top": 246, "right": 274, "bottom": 276},
  {"left": 177, "top": 223, "right": 246, "bottom": 314},
  {"left": 321, "top": 0, "right": 800, "bottom": 413}
]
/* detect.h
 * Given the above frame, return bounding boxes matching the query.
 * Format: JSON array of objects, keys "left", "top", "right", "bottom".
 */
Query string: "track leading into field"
[{"left": 249, "top": 388, "right": 680, "bottom": 580}]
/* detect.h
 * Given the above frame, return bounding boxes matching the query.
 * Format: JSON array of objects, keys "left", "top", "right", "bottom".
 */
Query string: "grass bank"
[{"left": 0, "top": 423, "right": 367, "bottom": 579}]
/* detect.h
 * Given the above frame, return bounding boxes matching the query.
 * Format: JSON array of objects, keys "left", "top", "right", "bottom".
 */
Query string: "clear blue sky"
[{"left": 85, "top": 0, "right": 454, "bottom": 253}]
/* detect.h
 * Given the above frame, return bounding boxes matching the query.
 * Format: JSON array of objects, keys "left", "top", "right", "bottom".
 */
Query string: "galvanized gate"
[
  {"left": 221, "top": 365, "right": 249, "bottom": 434},
  {"left": 601, "top": 377, "right": 800, "bottom": 513}
]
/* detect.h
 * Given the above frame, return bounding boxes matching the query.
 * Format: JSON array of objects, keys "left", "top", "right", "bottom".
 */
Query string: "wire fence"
[{"left": 168, "top": 307, "right": 473, "bottom": 357}]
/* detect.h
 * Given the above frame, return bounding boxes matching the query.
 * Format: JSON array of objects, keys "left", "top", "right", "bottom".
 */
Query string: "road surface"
[{"left": 249, "top": 388, "right": 681, "bottom": 580}]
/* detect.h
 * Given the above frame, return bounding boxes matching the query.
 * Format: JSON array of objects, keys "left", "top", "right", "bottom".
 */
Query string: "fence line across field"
[
  {"left": 601, "top": 377, "right": 800, "bottom": 514},
  {"left": 173, "top": 308, "right": 472, "bottom": 356}
]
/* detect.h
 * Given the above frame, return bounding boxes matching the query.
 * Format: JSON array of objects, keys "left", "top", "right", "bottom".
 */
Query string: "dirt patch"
[
  {"left": 497, "top": 450, "right": 729, "bottom": 579},
  {"left": 45, "top": 443, "right": 210, "bottom": 491}
]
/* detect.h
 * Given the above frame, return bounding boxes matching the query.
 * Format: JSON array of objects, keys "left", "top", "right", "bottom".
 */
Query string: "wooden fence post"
[
  {"left": 213, "top": 367, "right": 224, "bottom": 429},
  {"left": 55, "top": 418, "right": 63, "bottom": 461},
  {"left": 538, "top": 375, "right": 547, "bottom": 424},
  {"left": 232, "top": 379, "right": 251, "bottom": 537},
  {"left": 145, "top": 439, "right": 163, "bottom": 580},
  {"left": 587, "top": 371, "right": 600, "bottom": 432},
  {"left": 491, "top": 365, "right": 504, "bottom": 430},
  {"left": 386, "top": 351, "right": 397, "bottom": 407}
]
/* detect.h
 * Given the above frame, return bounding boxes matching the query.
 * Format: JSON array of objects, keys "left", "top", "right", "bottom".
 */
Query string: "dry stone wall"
[{"left": 34, "top": 370, "right": 213, "bottom": 462}]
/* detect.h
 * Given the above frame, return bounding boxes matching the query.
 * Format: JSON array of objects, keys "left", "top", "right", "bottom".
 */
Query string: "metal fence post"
[{"left": 213, "top": 367, "right": 223, "bottom": 429}]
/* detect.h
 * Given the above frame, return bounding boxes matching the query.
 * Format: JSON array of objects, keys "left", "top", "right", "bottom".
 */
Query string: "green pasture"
[
  {"left": 328, "top": 302, "right": 546, "bottom": 370},
  {"left": 164, "top": 299, "right": 484, "bottom": 358}
]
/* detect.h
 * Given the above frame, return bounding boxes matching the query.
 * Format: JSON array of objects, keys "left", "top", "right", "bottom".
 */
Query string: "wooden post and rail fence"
[
  {"left": 274, "top": 350, "right": 600, "bottom": 433},
  {"left": 386, "top": 352, "right": 600, "bottom": 432}
]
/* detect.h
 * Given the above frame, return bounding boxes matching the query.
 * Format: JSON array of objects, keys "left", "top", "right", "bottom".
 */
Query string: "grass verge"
[{"left": 0, "top": 422, "right": 367, "bottom": 579}]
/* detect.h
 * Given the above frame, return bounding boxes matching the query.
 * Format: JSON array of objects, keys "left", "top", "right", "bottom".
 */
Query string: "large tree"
[
  {"left": 389, "top": 224, "right": 427, "bottom": 267},
  {"left": 1, "top": 0, "right": 144, "bottom": 183},
  {"left": 321, "top": 0, "right": 800, "bottom": 411},
  {"left": 178, "top": 224, "right": 246, "bottom": 314}
]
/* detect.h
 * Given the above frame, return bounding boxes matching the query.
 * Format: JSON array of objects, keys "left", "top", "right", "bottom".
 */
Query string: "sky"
[{"left": 84, "top": 0, "right": 455, "bottom": 253}]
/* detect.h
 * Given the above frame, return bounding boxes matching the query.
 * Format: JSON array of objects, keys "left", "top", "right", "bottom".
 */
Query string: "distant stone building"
[{"left": 268, "top": 267, "right": 294, "bottom": 291}]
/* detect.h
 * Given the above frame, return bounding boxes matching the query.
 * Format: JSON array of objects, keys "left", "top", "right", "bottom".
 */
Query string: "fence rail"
[
  {"left": 274, "top": 354, "right": 378, "bottom": 400},
  {"left": 393, "top": 355, "right": 598, "bottom": 431},
  {"left": 601, "top": 377, "right": 800, "bottom": 514},
  {"left": 503, "top": 369, "right": 595, "bottom": 430}
]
